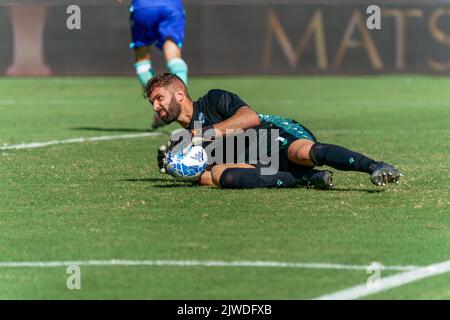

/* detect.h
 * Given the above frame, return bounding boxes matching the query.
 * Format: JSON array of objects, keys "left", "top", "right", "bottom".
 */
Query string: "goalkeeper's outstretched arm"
[{"left": 207, "top": 106, "right": 260, "bottom": 137}]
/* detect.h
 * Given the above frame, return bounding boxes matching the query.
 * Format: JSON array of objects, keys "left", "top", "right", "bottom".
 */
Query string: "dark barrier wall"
[{"left": 0, "top": 1, "right": 450, "bottom": 75}]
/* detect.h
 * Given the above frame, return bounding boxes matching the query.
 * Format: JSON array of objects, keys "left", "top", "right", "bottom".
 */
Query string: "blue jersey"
[{"left": 129, "top": 0, "right": 186, "bottom": 49}]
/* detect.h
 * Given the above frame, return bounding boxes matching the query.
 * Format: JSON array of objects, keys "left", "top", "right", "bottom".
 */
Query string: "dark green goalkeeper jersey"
[{"left": 187, "top": 89, "right": 317, "bottom": 171}]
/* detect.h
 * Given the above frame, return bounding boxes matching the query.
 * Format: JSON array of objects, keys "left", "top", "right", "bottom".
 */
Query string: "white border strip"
[
  {"left": 0, "top": 259, "right": 418, "bottom": 271},
  {"left": 316, "top": 259, "right": 450, "bottom": 300},
  {"left": 0, "top": 132, "right": 161, "bottom": 151}
]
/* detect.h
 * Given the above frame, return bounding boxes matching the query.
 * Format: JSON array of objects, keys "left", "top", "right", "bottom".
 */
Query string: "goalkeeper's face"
[{"left": 151, "top": 87, "right": 182, "bottom": 124}]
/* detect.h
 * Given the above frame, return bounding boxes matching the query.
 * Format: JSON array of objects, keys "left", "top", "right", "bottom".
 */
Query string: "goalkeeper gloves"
[
  {"left": 157, "top": 143, "right": 169, "bottom": 174},
  {"left": 156, "top": 132, "right": 205, "bottom": 174},
  {"left": 156, "top": 135, "right": 187, "bottom": 174}
]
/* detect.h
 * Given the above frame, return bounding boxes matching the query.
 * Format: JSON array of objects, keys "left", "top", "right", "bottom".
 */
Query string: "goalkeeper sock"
[
  {"left": 134, "top": 60, "right": 154, "bottom": 86},
  {"left": 219, "top": 168, "right": 310, "bottom": 189},
  {"left": 167, "top": 58, "right": 188, "bottom": 84},
  {"left": 310, "top": 142, "right": 377, "bottom": 173}
]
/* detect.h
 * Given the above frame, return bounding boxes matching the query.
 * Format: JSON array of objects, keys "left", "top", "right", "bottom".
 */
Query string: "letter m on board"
[{"left": 262, "top": 9, "right": 328, "bottom": 70}]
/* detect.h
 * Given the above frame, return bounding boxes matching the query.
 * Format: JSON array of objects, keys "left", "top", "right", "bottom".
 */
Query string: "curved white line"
[{"left": 316, "top": 259, "right": 450, "bottom": 300}]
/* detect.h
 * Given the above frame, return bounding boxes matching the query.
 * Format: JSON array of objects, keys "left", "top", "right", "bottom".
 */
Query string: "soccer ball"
[{"left": 165, "top": 145, "right": 208, "bottom": 181}]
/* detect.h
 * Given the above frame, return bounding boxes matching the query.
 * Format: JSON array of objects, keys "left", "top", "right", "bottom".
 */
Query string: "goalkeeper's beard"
[{"left": 160, "top": 96, "right": 182, "bottom": 124}]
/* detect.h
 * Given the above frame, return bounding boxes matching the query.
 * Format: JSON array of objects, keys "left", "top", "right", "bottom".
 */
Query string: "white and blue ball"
[{"left": 166, "top": 145, "right": 208, "bottom": 181}]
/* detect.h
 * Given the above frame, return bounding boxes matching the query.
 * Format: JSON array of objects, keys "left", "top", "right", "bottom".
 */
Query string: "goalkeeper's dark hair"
[{"left": 142, "top": 73, "right": 191, "bottom": 100}]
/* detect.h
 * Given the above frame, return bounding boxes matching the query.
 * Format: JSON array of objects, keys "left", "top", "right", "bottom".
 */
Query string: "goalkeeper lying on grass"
[{"left": 144, "top": 73, "right": 402, "bottom": 189}]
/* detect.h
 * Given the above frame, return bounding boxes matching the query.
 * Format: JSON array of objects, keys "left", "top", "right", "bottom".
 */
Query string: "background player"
[
  {"left": 121, "top": 0, "right": 189, "bottom": 129},
  {"left": 145, "top": 73, "right": 402, "bottom": 189}
]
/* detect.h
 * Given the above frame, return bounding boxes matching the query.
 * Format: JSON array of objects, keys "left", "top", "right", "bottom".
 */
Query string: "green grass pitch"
[{"left": 0, "top": 76, "right": 449, "bottom": 299}]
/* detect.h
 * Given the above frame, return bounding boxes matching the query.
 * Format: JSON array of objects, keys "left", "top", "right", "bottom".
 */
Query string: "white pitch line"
[
  {"left": 0, "top": 132, "right": 162, "bottom": 151},
  {"left": 315, "top": 259, "right": 450, "bottom": 300},
  {"left": 0, "top": 100, "right": 15, "bottom": 106},
  {"left": 0, "top": 259, "right": 419, "bottom": 271}
]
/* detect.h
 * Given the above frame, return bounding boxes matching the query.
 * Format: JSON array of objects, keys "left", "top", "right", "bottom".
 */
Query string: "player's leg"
[
  {"left": 134, "top": 46, "right": 154, "bottom": 87},
  {"left": 287, "top": 139, "right": 402, "bottom": 186},
  {"left": 130, "top": 6, "right": 157, "bottom": 86},
  {"left": 158, "top": 4, "right": 188, "bottom": 84},
  {"left": 210, "top": 164, "right": 254, "bottom": 187},
  {"left": 208, "top": 164, "right": 326, "bottom": 189},
  {"left": 129, "top": 6, "right": 164, "bottom": 129},
  {"left": 135, "top": 46, "right": 164, "bottom": 129},
  {"left": 162, "top": 39, "right": 188, "bottom": 84},
  {"left": 197, "top": 166, "right": 215, "bottom": 186},
  {"left": 258, "top": 115, "right": 334, "bottom": 189}
]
